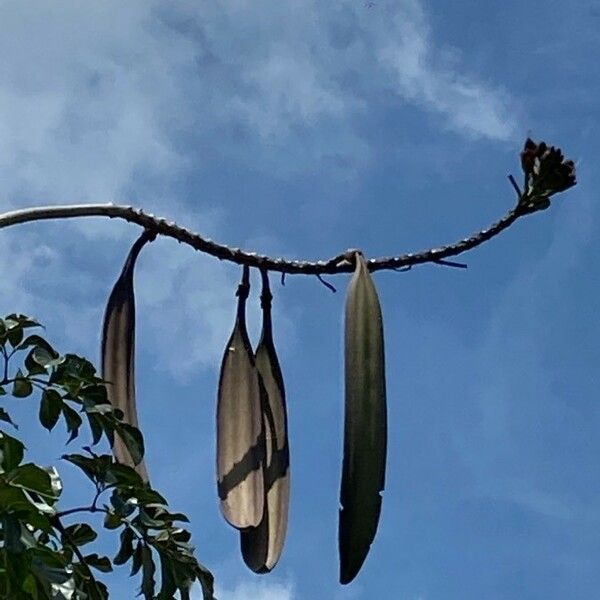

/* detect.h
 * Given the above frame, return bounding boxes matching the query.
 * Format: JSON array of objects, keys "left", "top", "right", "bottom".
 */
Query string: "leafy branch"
[{"left": 0, "top": 314, "right": 214, "bottom": 599}]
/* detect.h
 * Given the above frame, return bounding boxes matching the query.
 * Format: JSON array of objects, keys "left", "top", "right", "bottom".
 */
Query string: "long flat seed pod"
[
  {"left": 241, "top": 270, "right": 290, "bottom": 573},
  {"left": 339, "top": 252, "right": 387, "bottom": 584},
  {"left": 101, "top": 230, "right": 154, "bottom": 482},
  {"left": 217, "top": 266, "right": 265, "bottom": 529}
]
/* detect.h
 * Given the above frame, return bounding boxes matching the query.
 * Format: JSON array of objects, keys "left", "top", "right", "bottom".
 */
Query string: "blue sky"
[{"left": 1, "top": 1, "right": 600, "bottom": 598}]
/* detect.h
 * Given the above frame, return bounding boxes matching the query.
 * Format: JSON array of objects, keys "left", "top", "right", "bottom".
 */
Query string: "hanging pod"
[
  {"left": 101, "top": 230, "right": 154, "bottom": 481},
  {"left": 339, "top": 253, "right": 387, "bottom": 584},
  {"left": 241, "top": 269, "right": 290, "bottom": 573},
  {"left": 216, "top": 266, "right": 265, "bottom": 529}
]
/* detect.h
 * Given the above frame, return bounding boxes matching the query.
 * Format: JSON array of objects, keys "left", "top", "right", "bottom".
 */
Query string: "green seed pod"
[
  {"left": 241, "top": 269, "right": 290, "bottom": 573},
  {"left": 217, "top": 266, "right": 265, "bottom": 529},
  {"left": 101, "top": 231, "right": 153, "bottom": 481},
  {"left": 339, "top": 253, "right": 387, "bottom": 584}
]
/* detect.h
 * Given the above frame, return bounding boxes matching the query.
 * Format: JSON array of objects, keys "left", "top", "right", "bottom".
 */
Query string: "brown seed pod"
[
  {"left": 101, "top": 231, "right": 154, "bottom": 481},
  {"left": 241, "top": 269, "right": 290, "bottom": 573},
  {"left": 216, "top": 266, "right": 265, "bottom": 529},
  {"left": 339, "top": 253, "right": 387, "bottom": 584}
]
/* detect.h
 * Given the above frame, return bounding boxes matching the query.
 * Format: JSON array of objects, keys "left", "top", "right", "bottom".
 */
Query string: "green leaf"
[
  {"left": 12, "top": 370, "right": 33, "bottom": 398},
  {"left": 80, "top": 383, "right": 109, "bottom": 407},
  {"left": 140, "top": 544, "right": 156, "bottom": 600},
  {"left": 87, "top": 413, "right": 104, "bottom": 445},
  {"left": 55, "top": 354, "right": 98, "bottom": 382},
  {"left": 113, "top": 527, "right": 135, "bottom": 565},
  {"left": 63, "top": 523, "right": 97, "bottom": 546},
  {"left": 2, "top": 514, "right": 24, "bottom": 553},
  {"left": 157, "top": 553, "right": 177, "bottom": 599},
  {"left": 0, "top": 430, "right": 25, "bottom": 472},
  {"left": 105, "top": 462, "right": 144, "bottom": 489},
  {"left": 0, "top": 407, "right": 17, "bottom": 428},
  {"left": 25, "top": 347, "right": 47, "bottom": 376},
  {"left": 0, "top": 486, "right": 52, "bottom": 523},
  {"left": 39, "top": 389, "right": 62, "bottom": 431},
  {"left": 109, "top": 489, "right": 138, "bottom": 518},
  {"left": 21, "top": 574, "right": 39, "bottom": 597},
  {"left": 114, "top": 423, "right": 145, "bottom": 467},
  {"left": 138, "top": 508, "right": 166, "bottom": 529},
  {"left": 62, "top": 453, "right": 98, "bottom": 484},
  {"left": 62, "top": 453, "right": 110, "bottom": 486},
  {"left": 83, "top": 554, "right": 113, "bottom": 573},
  {"left": 32, "top": 346, "right": 55, "bottom": 368},
  {"left": 195, "top": 562, "right": 216, "bottom": 600},
  {"left": 62, "top": 404, "right": 82, "bottom": 443},
  {"left": 7, "top": 324, "right": 24, "bottom": 348},
  {"left": 5, "top": 314, "right": 40, "bottom": 329},
  {"left": 46, "top": 466, "right": 63, "bottom": 498},
  {"left": 50, "top": 578, "right": 76, "bottom": 600},
  {"left": 130, "top": 541, "right": 143, "bottom": 576},
  {"left": 6, "top": 463, "right": 61, "bottom": 500},
  {"left": 103, "top": 511, "right": 122, "bottom": 530},
  {"left": 30, "top": 550, "right": 71, "bottom": 585},
  {"left": 19, "top": 334, "right": 57, "bottom": 354}
]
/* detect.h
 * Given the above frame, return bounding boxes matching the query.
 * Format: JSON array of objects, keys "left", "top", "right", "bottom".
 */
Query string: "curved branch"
[{"left": 0, "top": 202, "right": 526, "bottom": 275}]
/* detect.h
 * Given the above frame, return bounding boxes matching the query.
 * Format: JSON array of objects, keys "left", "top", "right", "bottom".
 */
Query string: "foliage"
[{"left": 0, "top": 314, "right": 214, "bottom": 600}]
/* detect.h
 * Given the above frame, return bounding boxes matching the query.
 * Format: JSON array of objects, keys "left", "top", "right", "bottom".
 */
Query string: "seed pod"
[
  {"left": 101, "top": 231, "right": 154, "bottom": 481},
  {"left": 241, "top": 270, "right": 290, "bottom": 572},
  {"left": 217, "top": 266, "right": 265, "bottom": 529},
  {"left": 339, "top": 253, "right": 387, "bottom": 584}
]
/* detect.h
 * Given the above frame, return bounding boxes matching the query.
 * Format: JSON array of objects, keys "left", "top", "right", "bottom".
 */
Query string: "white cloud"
[
  {"left": 228, "top": 52, "right": 352, "bottom": 140},
  {"left": 0, "top": 0, "right": 519, "bottom": 207},
  {"left": 189, "top": 579, "right": 294, "bottom": 600},
  {"left": 0, "top": 1, "right": 191, "bottom": 205},
  {"left": 213, "top": 580, "right": 295, "bottom": 600},
  {"left": 0, "top": 0, "right": 520, "bottom": 375},
  {"left": 378, "top": 0, "right": 518, "bottom": 140}
]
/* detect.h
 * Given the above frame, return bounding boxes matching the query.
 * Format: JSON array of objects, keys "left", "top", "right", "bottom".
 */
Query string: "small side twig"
[
  {"left": 507, "top": 174, "right": 523, "bottom": 199},
  {"left": 316, "top": 274, "right": 337, "bottom": 293},
  {"left": 434, "top": 259, "right": 468, "bottom": 269}
]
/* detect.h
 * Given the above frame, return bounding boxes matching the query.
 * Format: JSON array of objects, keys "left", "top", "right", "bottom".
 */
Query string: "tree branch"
[{"left": 0, "top": 202, "right": 527, "bottom": 275}]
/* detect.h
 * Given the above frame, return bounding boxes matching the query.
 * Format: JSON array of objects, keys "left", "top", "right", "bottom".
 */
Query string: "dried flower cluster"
[{"left": 519, "top": 138, "right": 576, "bottom": 212}]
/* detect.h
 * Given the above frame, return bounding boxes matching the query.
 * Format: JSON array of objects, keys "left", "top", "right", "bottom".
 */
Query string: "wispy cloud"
[
  {"left": 192, "top": 580, "right": 294, "bottom": 600},
  {"left": 0, "top": 0, "right": 520, "bottom": 375},
  {"left": 378, "top": 0, "right": 518, "bottom": 140}
]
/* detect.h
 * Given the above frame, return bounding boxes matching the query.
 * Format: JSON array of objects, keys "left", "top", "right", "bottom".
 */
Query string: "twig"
[
  {"left": 0, "top": 202, "right": 526, "bottom": 275},
  {"left": 52, "top": 515, "right": 104, "bottom": 592},
  {"left": 507, "top": 174, "right": 523, "bottom": 198},
  {"left": 56, "top": 505, "right": 100, "bottom": 519},
  {"left": 316, "top": 274, "right": 337, "bottom": 293},
  {"left": 434, "top": 259, "right": 468, "bottom": 269}
]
